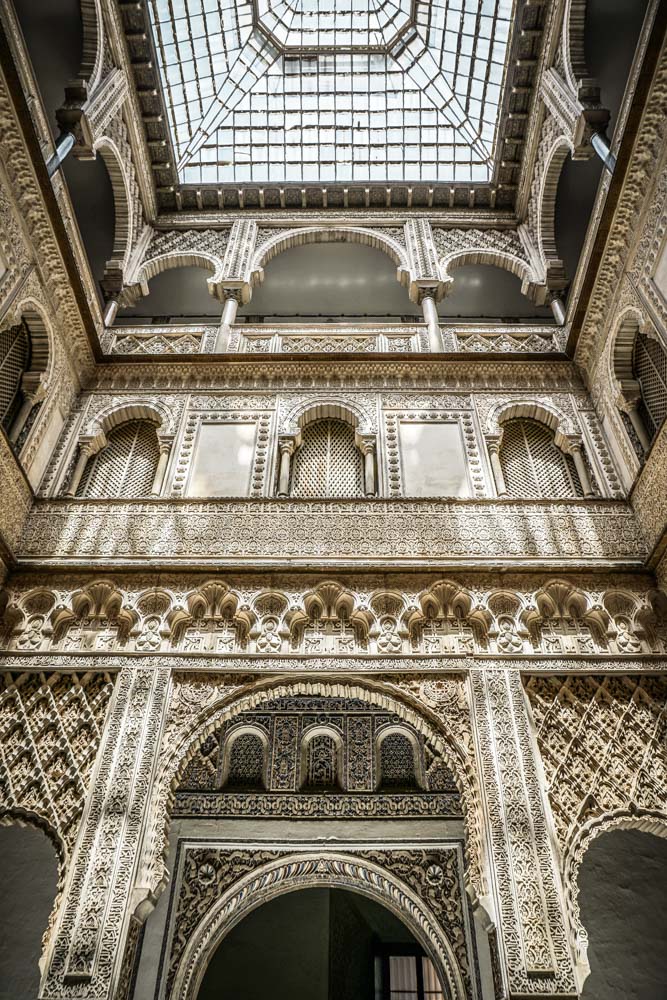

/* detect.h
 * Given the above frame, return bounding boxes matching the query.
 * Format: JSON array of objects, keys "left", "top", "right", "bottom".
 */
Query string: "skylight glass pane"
[{"left": 148, "top": 0, "right": 515, "bottom": 185}]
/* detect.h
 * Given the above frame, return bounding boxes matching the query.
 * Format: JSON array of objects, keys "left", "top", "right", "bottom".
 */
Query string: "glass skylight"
[{"left": 148, "top": 0, "right": 514, "bottom": 185}]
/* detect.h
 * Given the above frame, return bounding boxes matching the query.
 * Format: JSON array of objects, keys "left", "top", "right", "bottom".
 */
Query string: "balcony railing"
[{"left": 104, "top": 323, "right": 566, "bottom": 356}]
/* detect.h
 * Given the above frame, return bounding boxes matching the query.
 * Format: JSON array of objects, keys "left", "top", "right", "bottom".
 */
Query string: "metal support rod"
[{"left": 46, "top": 131, "right": 76, "bottom": 178}]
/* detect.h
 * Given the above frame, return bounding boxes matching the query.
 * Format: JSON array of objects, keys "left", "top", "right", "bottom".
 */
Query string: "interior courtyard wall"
[{"left": 0, "top": 4, "right": 666, "bottom": 1000}]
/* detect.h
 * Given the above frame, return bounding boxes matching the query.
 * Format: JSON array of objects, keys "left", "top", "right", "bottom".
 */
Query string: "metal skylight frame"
[{"left": 147, "top": 0, "right": 514, "bottom": 186}]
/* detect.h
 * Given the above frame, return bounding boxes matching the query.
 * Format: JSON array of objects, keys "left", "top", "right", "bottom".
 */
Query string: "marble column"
[
  {"left": 150, "top": 440, "right": 172, "bottom": 497},
  {"left": 569, "top": 442, "right": 595, "bottom": 497},
  {"left": 277, "top": 438, "right": 295, "bottom": 497},
  {"left": 487, "top": 439, "right": 508, "bottom": 497},
  {"left": 591, "top": 131, "right": 616, "bottom": 173},
  {"left": 626, "top": 399, "right": 651, "bottom": 453},
  {"left": 65, "top": 442, "right": 95, "bottom": 497},
  {"left": 550, "top": 297, "right": 566, "bottom": 326},
  {"left": 360, "top": 438, "right": 377, "bottom": 496},
  {"left": 8, "top": 376, "right": 46, "bottom": 445},
  {"left": 46, "top": 130, "right": 76, "bottom": 177},
  {"left": 215, "top": 294, "right": 240, "bottom": 353},
  {"left": 421, "top": 294, "right": 443, "bottom": 353},
  {"left": 103, "top": 297, "right": 119, "bottom": 328}
]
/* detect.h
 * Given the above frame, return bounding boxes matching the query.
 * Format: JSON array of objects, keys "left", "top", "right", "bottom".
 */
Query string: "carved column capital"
[
  {"left": 357, "top": 434, "right": 376, "bottom": 456},
  {"left": 19, "top": 370, "right": 48, "bottom": 404},
  {"left": 278, "top": 435, "right": 298, "bottom": 456}
]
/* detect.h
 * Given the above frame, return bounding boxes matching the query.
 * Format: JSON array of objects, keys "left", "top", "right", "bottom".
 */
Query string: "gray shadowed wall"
[
  {"left": 0, "top": 824, "right": 59, "bottom": 1000},
  {"left": 579, "top": 828, "right": 667, "bottom": 1000}
]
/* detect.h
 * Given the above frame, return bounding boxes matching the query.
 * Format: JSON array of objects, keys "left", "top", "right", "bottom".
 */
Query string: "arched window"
[
  {"left": 378, "top": 731, "right": 420, "bottom": 790},
  {"left": 499, "top": 418, "right": 584, "bottom": 499},
  {"left": 77, "top": 420, "right": 160, "bottom": 498},
  {"left": 301, "top": 731, "right": 341, "bottom": 791},
  {"left": 290, "top": 418, "right": 364, "bottom": 498},
  {"left": 0, "top": 321, "right": 30, "bottom": 432},
  {"left": 223, "top": 731, "right": 267, "bottom": 791},
  {"left": 633, "top": 331, "right": 667, "bottom": 441}
]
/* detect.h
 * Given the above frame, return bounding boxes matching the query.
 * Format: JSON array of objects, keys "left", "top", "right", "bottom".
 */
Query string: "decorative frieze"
[
  {"left": 103, "top": 323, "right": 571, "bottom": 357},
  {"left": 108, "top": 327, "right": 216, "bottom": 355},
  {"left": 15, "top": 497, "right": 647, "bottom": 567},
  {"left": 3, "top": 574, "right": 665, "bottom": 660}
]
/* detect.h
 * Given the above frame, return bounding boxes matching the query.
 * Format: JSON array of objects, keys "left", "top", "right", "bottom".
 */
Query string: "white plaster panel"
[
  {"left": 399, "top": 422, "right": 470, "bottom": 498},
  {"left": 186, "top": 422, "right": 257, "bottom": 498}
]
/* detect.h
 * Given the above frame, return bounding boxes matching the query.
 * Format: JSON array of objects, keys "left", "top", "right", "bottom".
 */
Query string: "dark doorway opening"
[{"left": 196, "top": 886, "right": 445, "bottom": 1000}]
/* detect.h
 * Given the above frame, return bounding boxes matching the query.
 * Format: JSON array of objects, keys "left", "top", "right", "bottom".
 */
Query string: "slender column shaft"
[
  {"left": 104, "top": 298, "right": 119, "bottom": 327},
  {"left": 150, "top": 443, "right": 171, "bottom": 497},
  {"left": 488, "top": 441, "right": 507, "bottom": 497},
  {"left": 570, "top": 445, "right": 594, "bottom": 497},
  {"left": 46, "top": 131, "right": 76, "bottom": 178},
  {"left": 421, "top": 295, "right": 443, "bottom": 352},
  {"left": 8, "top": 395, "right": 36, "bottom": 445},
  {"left": 627, "top": 402, "right": 651, "bottom": 453},
  {"left": 277, "top": 445, "right": 293, "bottom": 497},
  {"left": 550, "top": 296, "right": 566, "bottom": 326},
  {"left": 364, "top": 448, "right": 376, "bottom": 497},
  {"left": 222, "top": 296, "right": 238, "bottom": 327},
  {"left": 66, "top": 446, "right": 92, "bottom": 497},
  {"left": 591, "top": 131, "right": 616, "bottom": 174},
  {"left": 215, "top": 296, "right": 239, "bottom": 352}
]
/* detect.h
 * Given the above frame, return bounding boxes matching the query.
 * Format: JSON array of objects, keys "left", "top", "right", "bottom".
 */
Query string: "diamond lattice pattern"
[
  {"left": 148, "top": 0, "right": 513, "bottom": 184},
  {"left": 0, "top": 322, "right": 29, "bottom": 431},
  {"left": 290, "top": 417, "right": 365, "bottom": 497},
  {"left": 78, "top": 421, "right": 160, "bottom": 498},
  {"left": 526, "top": 675, "right": 667, "bottom": 850},
  {"left": 499, "top": 418, "right": 584, "bottom": 500},
  {"left": 634, "top": 332, "right": 667, "bottom": 440}
]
